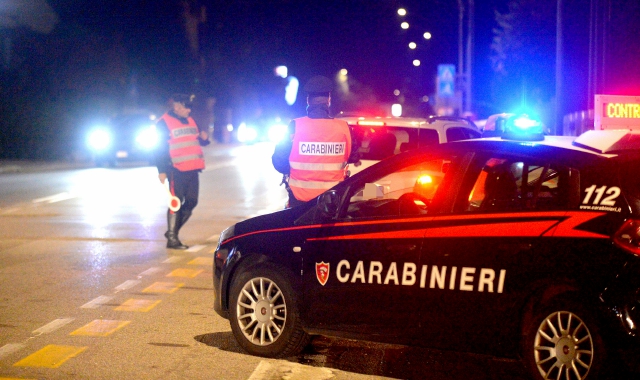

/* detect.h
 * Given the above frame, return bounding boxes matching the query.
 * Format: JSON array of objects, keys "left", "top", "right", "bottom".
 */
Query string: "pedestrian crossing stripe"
[
  {"left": 70, "top": 320, "right": 130, "bottom": 337},
  {"left": 142, "top": 282, "right": 184, "bottom": 294},
  {"left": 166, "top": 268, "right": 203, "bottom": 278},
  {"left": 188, "top": 257, "right": 214, "bottom": 266},
  {"left": 115, "top": 299, "right": 162, "bottom": 312},
  {"left": 13, "top": 344, "right": 87, "bottom": 368}
]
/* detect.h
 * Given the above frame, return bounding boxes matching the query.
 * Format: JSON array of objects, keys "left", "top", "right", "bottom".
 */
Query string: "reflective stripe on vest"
[
  {"left": 161, "top": 113, "right": 205, "bottom": 172},
  {"left": 288, "top": 117, "right": 351, "bottom": 202},
  {"left": 288, "top": 178, "right": 340, "bottom": 190},
  {"left": 289, "top": 162, "right": 346, "bottom": 171}
]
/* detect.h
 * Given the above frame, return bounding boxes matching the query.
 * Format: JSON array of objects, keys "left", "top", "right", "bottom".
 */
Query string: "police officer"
[
  {"left": 272, "top": 75, "right": 354, "bottom": 207},
  {"left": 155, "top": 94, "right": 209, "bottom": 249}
]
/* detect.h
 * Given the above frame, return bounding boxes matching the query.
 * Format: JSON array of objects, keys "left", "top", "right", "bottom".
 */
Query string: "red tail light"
[{"left": 613, "top": 218, "right": 640, "bottom": 256}]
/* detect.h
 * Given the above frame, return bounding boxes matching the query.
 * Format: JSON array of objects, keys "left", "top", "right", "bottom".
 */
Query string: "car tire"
[
  {"left": 521, "top": 294, "right": 606, "bottom": 380},
  {"left": 229, "top": 264, "right": 310, "bottom": 358}
]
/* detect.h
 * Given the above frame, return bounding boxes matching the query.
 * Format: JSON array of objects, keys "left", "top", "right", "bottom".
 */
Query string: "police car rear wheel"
[
  {"left": 229, "top": 265, "right": 309, "bottom": 358},
  {"left": 522, "top": 296, "right": 605, "bottom": 380}
]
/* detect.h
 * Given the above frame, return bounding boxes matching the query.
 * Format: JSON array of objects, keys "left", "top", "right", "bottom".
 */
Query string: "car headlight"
[
  {"left": 88, "top": 128, "right": 112, "bottom": 151},
  {"left": 136, "top": 125, "right": 159, "bottom": 149},
  {"left": 268, "top": 123, "right": 288, "bottom": 143},
  {"left": 237, "top": 123, "right": 258, "bottom": 143}
]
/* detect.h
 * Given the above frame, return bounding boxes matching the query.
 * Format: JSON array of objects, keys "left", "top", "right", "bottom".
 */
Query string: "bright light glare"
[
  {"left": 394, "top": 89, "right": 400, "bottom": 96},
  {"left": 417, "top": 174, "right": 433, "bottom": 185},
  {"left": 136, "top": 125, "right": 158, "bottom": 149},
  {"left": 513, "top": 116, "right": 540, "bottom": 129},
  {"left": 275, "top": 65, "right": 288, "bottom": 78},
  {"left": 409, "top": 42, "right": 416, "bottom": 49},
  {"left": 397, "top": 8, "right": 406, "bottom": 16},
  {"left": 340, "top": 68, "right": 348, "bottom": 76},
  {"left": 268, "top": 123, "right": 288, "bottom": 143},
  {"left": 88, "top": 129, "right": 111, "bottom": 151},
  {"left": 227, "top": 123, "right": 234, "bottom": 132},
  {"left": 237, "top": 123, "right": 258, "bottom": 143},
  {"left": 401, "top": 22, "right": 409, "bottom": 29},
  {"left": 424, "top": 32, "right": 432, "bottom": 39},
  {"left": 413, "top": 59, "right": 421, "bottom": 67},
  {"left": 391, "top": 104, "right": 402, "bottom": 117},
  {"left": 285, "top": 76, "right": 299, "bottom": 106}
]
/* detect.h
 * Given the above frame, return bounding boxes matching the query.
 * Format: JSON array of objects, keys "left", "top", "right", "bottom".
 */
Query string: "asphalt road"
[{"left": 0, "top": 142, "right": 531, "bottom": 380}]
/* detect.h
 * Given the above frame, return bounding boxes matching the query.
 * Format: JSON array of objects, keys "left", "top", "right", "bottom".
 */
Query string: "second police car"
[{"left": 213, "top": 116, "right": 640, "bottom": 379}]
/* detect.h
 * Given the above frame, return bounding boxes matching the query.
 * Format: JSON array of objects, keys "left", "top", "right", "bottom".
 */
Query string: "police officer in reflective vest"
[
  {"left": 155, "top": 94, "right": 209, "bottom": 249},
  {"left": 272, "top": 75, "right": 354, "bottom": 208}
]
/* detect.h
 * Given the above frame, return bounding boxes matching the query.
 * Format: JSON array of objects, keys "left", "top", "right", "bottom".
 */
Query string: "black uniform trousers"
[{"left": 168, "top": 168, "right": 199, "bottom": 222}]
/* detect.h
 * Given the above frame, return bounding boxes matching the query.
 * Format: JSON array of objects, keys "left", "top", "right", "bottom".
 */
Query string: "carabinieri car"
[{"left": 213, "top": 125, "right": 640, "bottom": 380}]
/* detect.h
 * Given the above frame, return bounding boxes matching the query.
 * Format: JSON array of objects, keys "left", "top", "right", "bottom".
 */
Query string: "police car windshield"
[{"left": 354, "top": 126, "right": 439, "bottom": 161}]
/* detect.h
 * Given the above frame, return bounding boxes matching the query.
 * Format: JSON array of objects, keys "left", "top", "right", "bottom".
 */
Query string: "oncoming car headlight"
[
  {"left": 237, "top": 123, "right": 258, "bottom": 143},
  {"left": 87, "top": 128, "right": 112, "bottom": 151},
  {"left": 268, "top": 123, "right": 288, "bottom": 143},
  {"left": 136, "top": 125, "right": 159, "bottom": 149}
]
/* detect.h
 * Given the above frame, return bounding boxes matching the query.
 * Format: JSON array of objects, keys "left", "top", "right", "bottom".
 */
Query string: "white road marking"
[
  {"left": 32, "top": 318, "right": 75, "bottom": 335},
  {"left": 186, "top": 244, "right": 206, "bottom": 252},
  {"left": 32, "top": 192, "right": 76, "bottom": 204},
  {"left": 0, "top": 343, "right": 25, "bottom": 359},
  {"left": 114, "top": 280, "right": 141, "bottom": 292},
  {"left": 138, "top": 267, "right": 161, "bottom": 276},
  {"left": 163, "top": 256, "right": 182, "bottom": 263},
  {"left": 247, "top": 360, "right": 334, "bottom": 380},
  {"left": 81, "top": 295, "right": 114, "bottom": 309},
  {"left": 206, "top": 234, "right": 220, "bottom": 242}
]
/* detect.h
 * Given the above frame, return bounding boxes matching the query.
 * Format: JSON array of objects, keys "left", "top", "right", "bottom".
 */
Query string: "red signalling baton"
[{"left": 164, "top": 183, "right": 181, "bottom": 212}]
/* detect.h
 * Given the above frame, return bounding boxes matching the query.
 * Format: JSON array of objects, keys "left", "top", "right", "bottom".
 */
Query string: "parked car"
[
  {"left": 337, "top": 114, "right": 481, "bottom": 175},
  {"left": 213, "top": 124, "right": 640, "bottom": 379}
]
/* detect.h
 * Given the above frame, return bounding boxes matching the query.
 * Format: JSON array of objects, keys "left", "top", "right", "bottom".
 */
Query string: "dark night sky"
[
  {"left": 39, "top": 0, "right": 640, "bottom": 120},
  {"left": 47, "top": 0, "right": 503, "bottom": 116}
]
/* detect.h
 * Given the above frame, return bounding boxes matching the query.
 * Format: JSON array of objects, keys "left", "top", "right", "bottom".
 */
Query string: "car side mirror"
[{"left": 317, "top": 190, "right": 340, "bottom": 218}]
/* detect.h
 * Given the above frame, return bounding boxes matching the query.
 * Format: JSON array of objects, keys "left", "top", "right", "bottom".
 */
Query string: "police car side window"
[
  {"left": 466, "top": 157, "right": 567, "bottom": 212},
  {"left": 343, "top": 158, "right": 448, "bottom": 219}
]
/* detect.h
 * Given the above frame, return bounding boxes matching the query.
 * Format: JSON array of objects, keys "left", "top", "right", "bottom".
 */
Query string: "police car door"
[
  {"left": 300, "top": 150, "right": 463, "bottom": 343},
  {"left": 417, "top": 151, "right": 577, "bottom": 354}
]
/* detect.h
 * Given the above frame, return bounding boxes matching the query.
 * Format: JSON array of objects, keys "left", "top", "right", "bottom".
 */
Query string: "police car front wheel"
[
  {"left": 521, "top": 295, "right": 606, "bottom": 380},
  {"left": 229, "top": 264, "right": 310, "bottom": 358}
]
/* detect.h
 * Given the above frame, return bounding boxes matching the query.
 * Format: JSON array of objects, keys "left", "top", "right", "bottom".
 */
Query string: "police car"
[
  {"left": 213, "top": 117, "right": 640, "bottom": 379},
  {"left": 336, "top": 114, "right": 481, "bottom": 175}
]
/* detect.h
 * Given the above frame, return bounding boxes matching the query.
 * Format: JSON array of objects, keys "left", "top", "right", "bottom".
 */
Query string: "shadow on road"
[{"left": 195, "top": 332, "right": 528, "bottom": 380}]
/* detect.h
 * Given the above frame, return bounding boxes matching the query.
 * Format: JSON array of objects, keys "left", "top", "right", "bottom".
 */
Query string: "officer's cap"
[
  {"left": 303, "top": 76, "right": 333, "bottom": 96},
  {"left": 171, "top": 93, "right": 195, "bottom": 109}
]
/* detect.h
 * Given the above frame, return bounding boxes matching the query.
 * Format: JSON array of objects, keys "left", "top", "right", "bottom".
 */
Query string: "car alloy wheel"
[
  {"left": 533, "top": 310, "right": 594, "bottom": 380},
  {"left": 235, "top": 276, "right": 286, "bottom": 346},
  {"left": 229, "top": 265, "right": 309, "bottom": 358}
]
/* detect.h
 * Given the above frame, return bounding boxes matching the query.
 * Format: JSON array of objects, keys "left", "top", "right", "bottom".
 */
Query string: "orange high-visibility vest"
[
  {"left": 161, "top": 113, "right": 205, "bottom": 172},
  {"left": 288, "top": 117, "right": 351, "bottom": 201}
]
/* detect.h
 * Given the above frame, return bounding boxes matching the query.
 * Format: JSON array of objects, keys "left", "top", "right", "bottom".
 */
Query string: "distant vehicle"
[
  {"left": 236, "top": 117, "right": 290, "bottom": 144},
  {"left": 337, "top": 114, "right": 481, "bottom": 175},
  {"left": 86, "top": 112, "right": 159, "bottom": 167},
  {"left": 212, "top": 122, "right": 640, "bottom": 379}
]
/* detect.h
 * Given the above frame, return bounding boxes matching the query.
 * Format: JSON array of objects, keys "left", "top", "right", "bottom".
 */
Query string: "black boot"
[{"left": 166, "top": 212, "right": 188, "bottom": 250}]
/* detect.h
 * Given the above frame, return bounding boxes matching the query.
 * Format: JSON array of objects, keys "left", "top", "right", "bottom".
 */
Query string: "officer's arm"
[
  {"left": 272, "top": 121, "right": 295, "bottom": 174},
  {"left": 155, "top": 119, "right": 172, "bottom": 181}
]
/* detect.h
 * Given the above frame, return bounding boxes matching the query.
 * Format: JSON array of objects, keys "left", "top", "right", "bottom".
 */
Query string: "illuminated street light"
[
  {"left": 423, "top": 32, "right": 432, "bottom": 40},
  {"left": 401, "top": 22, "right": 409, "bottom": 29},
  {"left": 413, "top": 59, "right": 421, "bottom": 67},
  {"left": 397, "top": 8, "right": 406, "bottom": 16},
  {"left": 408, "top": 42, "right": 416, "bottom": 49}
]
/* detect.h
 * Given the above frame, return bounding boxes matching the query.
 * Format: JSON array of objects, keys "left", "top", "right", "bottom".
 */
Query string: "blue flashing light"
[{"left": 502, "top": 113, "right": 544, "bottom": 141}]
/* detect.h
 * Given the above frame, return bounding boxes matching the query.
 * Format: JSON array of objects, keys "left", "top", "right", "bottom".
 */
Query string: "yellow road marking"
[
  {"left": 166, "top": 268, "right": 203, "bottom": 278},
  {"left": 13, "top": 345, "right": 87, "bottom": 368},
  {"left": 115, "top": 299, "right": 161, "bottom": 312},
  {"left": 188, "top": 257, "right": 214, "bottom": 266},
  {"left": 1, "top": 377, "right": 37, "bottom": 380},
  {"left": 70, "top": 320, "right": 130, "bottom": 337},
  {"left": 142, "top": 282, "right": 184, "bottom": 294}
]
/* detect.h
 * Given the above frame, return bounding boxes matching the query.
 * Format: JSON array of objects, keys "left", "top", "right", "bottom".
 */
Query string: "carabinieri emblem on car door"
[{"left": 316, "top": 262, "right": 330, "bottom": 286}]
